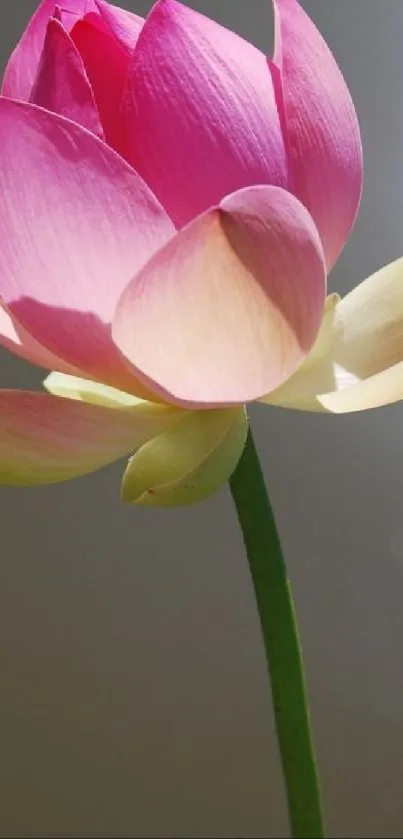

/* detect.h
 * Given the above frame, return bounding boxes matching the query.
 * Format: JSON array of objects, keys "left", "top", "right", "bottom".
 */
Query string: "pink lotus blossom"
[{"left": 0, "top": 0, "right": 398, "bottom": 505}]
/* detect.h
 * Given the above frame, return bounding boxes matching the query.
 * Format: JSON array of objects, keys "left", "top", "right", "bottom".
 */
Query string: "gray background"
[{"left": 1, "top": 1, "right": 403, "bottom": 836}]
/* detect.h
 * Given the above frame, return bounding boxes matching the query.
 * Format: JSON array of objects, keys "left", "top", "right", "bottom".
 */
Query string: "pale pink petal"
[
  {"left": 1, "top": 0, "right": 96, "bottom": 100},
  {"left": 71, "top": 17, "right": 129, "bottom": 146},
  {"left": 112, "top": 186, "right": 326, "bottom": 408},
  {"left": 271, "top": 0, "right": 363, "bottom": 269},
  {"left": 119, "top": 0, "right": 288, "bottom": 228},
  {"left": 0, "top": 302, "right": 80, "bottom": 374},
  {"left": 0, "top": 390, "right": 182, "bottom": 486},
  {"left": 30, "top": 18, "right": 103, "bottom": 137},
  {"left": 0, "top": 99, "right": 175, "bottom": 395},
  {"left": 95, "top": 0, "right": 144, "bottom": 52}
]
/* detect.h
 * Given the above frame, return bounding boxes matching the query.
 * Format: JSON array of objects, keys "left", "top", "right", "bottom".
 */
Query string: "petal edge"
[{"left": 271, "top": 0, "right": 363, "bottom": 269}]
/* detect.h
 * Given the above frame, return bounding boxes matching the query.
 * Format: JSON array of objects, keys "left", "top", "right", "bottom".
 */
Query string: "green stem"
[{"left": 229, "top": 427, "right": 325, "bottom": 839}]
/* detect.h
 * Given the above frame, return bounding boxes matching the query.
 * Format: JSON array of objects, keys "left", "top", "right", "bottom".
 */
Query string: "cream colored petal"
[
  {"left": 262, "top": 258, "right": 403, "bottom": 413},
  {"left": 318, "top": 362, "right": 403, "bottom": 413},
  {"left": 336, "top": 257, "right": 403, "bottom": 375},
  {"left": 121, "top": 407, "right": 248, "bottom": 507}
]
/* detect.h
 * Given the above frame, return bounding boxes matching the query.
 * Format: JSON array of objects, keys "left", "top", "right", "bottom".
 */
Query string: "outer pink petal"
[
  {"left": 0, "top": 390, "right": 182, "bottom": 486},
  {"left": 0, "top": 99, "right": 175, "bottom": 395},
  {"left": 271, "top": 0, "right": 363, "bottom": 270},
  {"left": 0, "top": 302, "right": 80, "bottom": 374},
  {"left": 30, "top": 18, "right": 103, "bottom": 137},
  {"left": 95, "top": 0, "right": 144, "bottom": 52},
  {"left": 71, "top": 17, "right": 129, "bottom": 147},
  {"left": 1, "top": 0, "right": 96, "bottom": 100},
  {"left": 119, "top": 0, "right": 288, "bottom": 228},
  {"left": 112, "top": 186, "right": 326, "bottom": 408}
]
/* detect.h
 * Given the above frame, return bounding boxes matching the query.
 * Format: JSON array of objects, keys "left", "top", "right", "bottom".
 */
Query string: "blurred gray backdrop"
[{"left": 1, "top": 1, "right": 403, "bottom": 837}]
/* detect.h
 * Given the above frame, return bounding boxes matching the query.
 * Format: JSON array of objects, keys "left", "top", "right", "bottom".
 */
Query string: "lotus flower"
[{"left": 0, "top": 0, "right": 399, "bottom": 505}]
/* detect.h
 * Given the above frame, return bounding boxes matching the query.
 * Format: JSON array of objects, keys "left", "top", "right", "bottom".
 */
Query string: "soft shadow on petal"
[
  {"left": 0, "top": 390, "right": 183, "bottom": 486},
  {"left": 30, "top": 18, "right": 103, "bottom": 136},
  {"left": 1, "top": 0, "right": 95, "bottom": 99},
  {"left": 0, "top": 303, "right": 80, "bottom": 374},
  {"left": 95, "top": 0, "right": 144, "bottom": 52},
  {"left": 271, "top": 0, "right": 363, "bottom": 269},
  {"left": 113, "top": 185, "right": 326, "bottom": 408},
  {"left": 121, "top": 407, "right": 248, "bottom": 507},
  {"left": 71, "top": 16, "right": 130, "bottom": 146},
  {"left": 120, "top": 0, "right": 287, "bottom": 226},
  {"left": 10, "top": 300, "right": 162, "bottom": 401},
  {"left": 0, "top": 99, "right": 174, "bottom": 394},
  {"left": 262, "top": 259, "right": 403, "bottom": 412}
]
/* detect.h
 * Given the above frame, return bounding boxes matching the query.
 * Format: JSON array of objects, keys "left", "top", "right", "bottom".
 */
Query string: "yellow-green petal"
[
  {"left": 121, "top": 407, "right": 248, "bottom": 507},
  {"left": 44, "top": 371, "right": 146, "bottom": 408}
]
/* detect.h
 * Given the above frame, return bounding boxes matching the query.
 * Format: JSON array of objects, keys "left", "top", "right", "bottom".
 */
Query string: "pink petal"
[
  {"left": 0, "top": 302, "right": 80, "bottom": 374},
  {"left": 271, "top": 0, "right": 363, "bottom": 270},
  {"left": 0, "top": 390, "right": 182, "bottom": 486},
  {"left": 0, "top": 99, "right": 175, "bottom": 394},
  {"left": 119, "top": 0, "right": 288, "bottom": 228},
  {"left": 30, "top": 17, "right": 103, "bottom": 137},
  {"left": 71, "top": 17, "right": 129, "bottom": 147},
  {"left": 58, "top": 1, "right": 98, "bottom": 31},
  {"left": 112, "top": 186, "right": 326, "bottom": 408},
  {"left": 1, "top": 0, "right": 96, "bottom": 100},
  {"left": 71, "top": 1, "right": 145, "bottom": 143},
  {"left": 95, "top": 0, "right": 144, "bottom": 52}
]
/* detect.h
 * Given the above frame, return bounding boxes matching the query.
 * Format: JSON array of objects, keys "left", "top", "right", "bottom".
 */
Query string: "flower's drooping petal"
[
  {"left": 95, "top": 0, "right": 144, "bottom": 52},
  {"left": 263, "top": 258, "right": 403, "bottom": 413},
  {"left": 271, "top": 0, "right": 363, "bottom": 269},
  {"left": 113, "top": 186, "right": 326, "bottom": 408},
  {"left": 30, "top": 18, "right": 103, "bottom": 136},
  {"left": 44, "top": 372, "right": 148, "bottom": 408},
  {"left": 71, "top": 16, "right": 129, "bottom": 146},
  {"left": 1, "top": 0, "right": 95, "bottom": 100},
  {"left": 0, "top": 98, "right": 174, "bottom": 395},
  {"left": 0, "top": 390, "right": 182, "bottom": 486},
  {"left": 120, "top": 0, "right": 287, "bottom": 228},
  {"left": 0, "top": 303, "right": 80, "bottom": 373},
  {"left": 122, "top": 407, "right": 248, "bottom": 507}
]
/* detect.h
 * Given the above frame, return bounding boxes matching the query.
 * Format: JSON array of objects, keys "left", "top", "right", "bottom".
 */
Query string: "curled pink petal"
[
  {"left": 112, "top": 186, "right": 326, "bottom": 408},
  {"left": 0, "top": 99, "right": 174, "bottom": 394},
  {"left": 1, "top": 0, "right": 96, "bottom": 100},
  {"left": 271, "top": 0, "right": 363, "bottom": 269},
  {"left": 120, "top": 0, "right": 288, "bottom": 227},
  {"left": 30, "top": 17, "right": 103, "bottom": 136}
]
